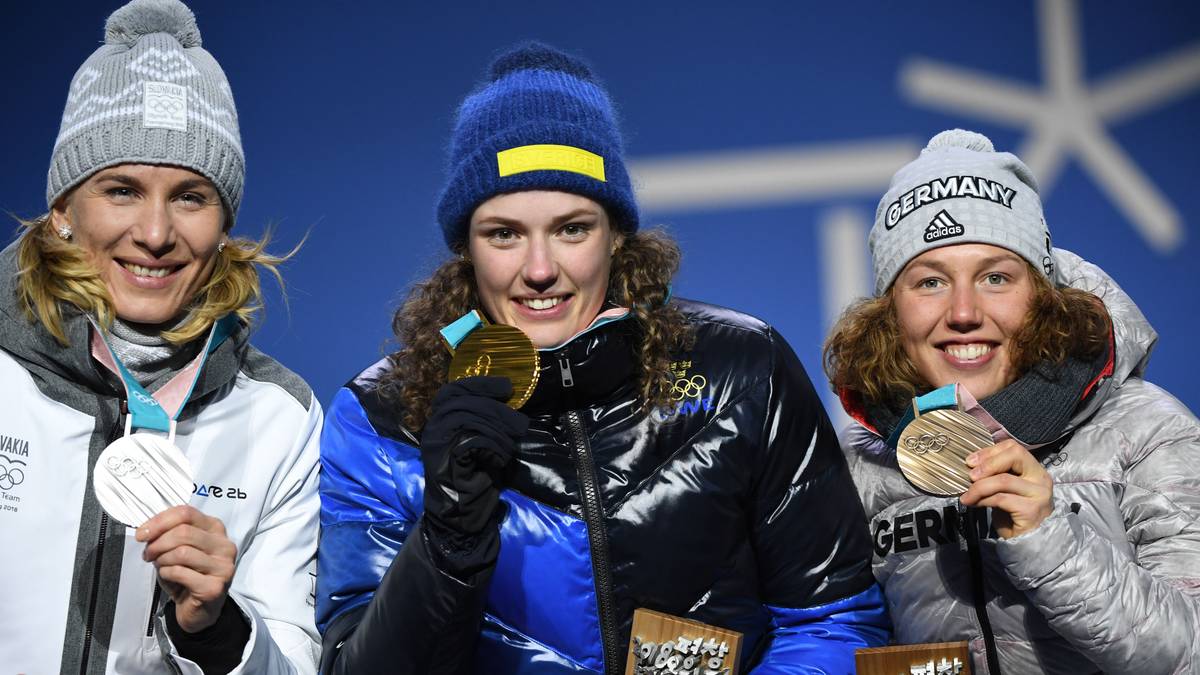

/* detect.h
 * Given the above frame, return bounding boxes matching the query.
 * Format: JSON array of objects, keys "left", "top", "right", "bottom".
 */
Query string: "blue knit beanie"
[{"left": 436, "top": 42, "right": 640, "bottom": 249}]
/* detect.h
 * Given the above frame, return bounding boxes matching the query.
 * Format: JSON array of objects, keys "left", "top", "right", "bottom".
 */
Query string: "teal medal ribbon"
[
  {"left": 439, "top": 310, "right": 487, "bottom": 350},
  {"left": 885, "top": 384, "right": 959, "bottom": 449},
  {"left": 93, "top": 314, "right": 237, "bottom": 435},
  {"left": 89, "top": 314, "right": 237, "bottom": 527}
]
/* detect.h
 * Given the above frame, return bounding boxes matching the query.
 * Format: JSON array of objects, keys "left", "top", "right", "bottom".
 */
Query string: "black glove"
[{"left": 420, "top": 376, "right": 528, "bottom": 575}]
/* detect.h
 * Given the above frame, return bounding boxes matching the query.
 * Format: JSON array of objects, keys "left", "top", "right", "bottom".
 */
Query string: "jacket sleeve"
[
  {"left": 316, "top": 385, "right": 492, "bottom": 675},
  {"left": 748, "top": 329, "right": 891, "bottom": 674},
  {"left": 159, "top": 392, "right": 324, "bottom": 675},
  {"left": 996, "top": 405, "right": 1200, "bottom": 674}
]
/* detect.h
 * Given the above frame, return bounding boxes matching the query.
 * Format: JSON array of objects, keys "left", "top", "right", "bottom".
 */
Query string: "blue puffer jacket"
[{"left": 316, "top": 300, "right": 890, "bottom": 674}]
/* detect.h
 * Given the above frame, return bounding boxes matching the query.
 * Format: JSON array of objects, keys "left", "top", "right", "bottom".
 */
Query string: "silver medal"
[{"left": 93, "top": 430, "right": 193, "bottom": 527}]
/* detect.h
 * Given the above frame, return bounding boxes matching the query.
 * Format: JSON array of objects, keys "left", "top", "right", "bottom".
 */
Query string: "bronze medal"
[
  {"left": 446, "top": 322, "right": 540, "bottom": 409},
  {"left": 896, "top": 408, "right": 993, "bottom": 497}
]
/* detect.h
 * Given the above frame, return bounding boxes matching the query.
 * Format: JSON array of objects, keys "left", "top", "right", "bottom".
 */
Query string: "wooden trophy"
[
  {"left": 625, "top": 609, "right": 743, "bottom": 675},
  {"left": 855, "top": 642, "right": 971, "bottom": 675}
]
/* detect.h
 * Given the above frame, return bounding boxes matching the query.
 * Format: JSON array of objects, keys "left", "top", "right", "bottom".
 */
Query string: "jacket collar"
[
  {"left": 1050, "top": 247, "right": 1154, "bottom": 428},
  {"left": 522, "top": 312, "right": 638, "bottom": 415}
]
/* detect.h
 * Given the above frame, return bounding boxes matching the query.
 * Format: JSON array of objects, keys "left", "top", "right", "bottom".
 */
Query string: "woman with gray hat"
[
  {"left": 826, "top": 129, "right": 1200, "bottom": 673},
  {"left": 0, "top": 0, "right": 321, "bottom": 673}
]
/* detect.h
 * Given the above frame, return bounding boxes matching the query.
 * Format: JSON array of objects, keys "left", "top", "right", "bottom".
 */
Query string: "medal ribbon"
[
  {"left": 885, "top": 384, "right": 958, "bottom": 449},
  {"left": 439, "top": 307, "right": 631, "bottom": 352},
  {"left": 886, "top": 383, "right": 1051, "bottom": 451},
  {"left": 90, "top": 314, "right": 238, "bottom": 433}
]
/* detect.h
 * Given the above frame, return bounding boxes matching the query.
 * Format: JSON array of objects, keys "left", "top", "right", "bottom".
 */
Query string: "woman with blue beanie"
[
  {"left": 826, "top": 129, "right": 1200, "bottom": 673},
  {"left": 316, "top": 43, "right": 890, "bottom": 674},
  {"left": 0, "top": 0, "right": 322, "bottom": 673}
]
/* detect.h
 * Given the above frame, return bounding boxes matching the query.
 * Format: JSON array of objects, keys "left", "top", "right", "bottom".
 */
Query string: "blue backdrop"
[{"left": 2, "top": 1, "right": 1197, "bottom": 420}]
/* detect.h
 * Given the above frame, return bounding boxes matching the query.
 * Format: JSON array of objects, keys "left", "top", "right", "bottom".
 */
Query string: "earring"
[
  {"left": 217, "top": 241, "right": 226, "bottom": 254},
  {"left": 57, "top": 223, "right": 73, "bottom": 240}
]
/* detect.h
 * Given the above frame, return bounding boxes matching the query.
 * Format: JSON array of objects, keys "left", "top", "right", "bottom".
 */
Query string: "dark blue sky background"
[{"left": 2, "top": 1, "right": 1197, "bottom": 416}]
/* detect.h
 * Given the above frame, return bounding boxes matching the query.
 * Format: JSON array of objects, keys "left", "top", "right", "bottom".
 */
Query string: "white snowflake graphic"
[{"left": 901, "top": 0, "right": 1200, "bottom": 253}]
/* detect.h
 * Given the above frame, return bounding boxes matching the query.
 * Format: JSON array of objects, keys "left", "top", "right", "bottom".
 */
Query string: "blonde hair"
[
  {"left": 16, "top": 213, "right": 295, "bottom": 345},
  {"left": 824, "top": 264, "right": 1110, "bottom": 411}
]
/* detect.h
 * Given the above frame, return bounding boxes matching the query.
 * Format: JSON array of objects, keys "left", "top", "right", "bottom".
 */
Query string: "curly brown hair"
[
  {"left": 381, "top": 228, "right": 693, "bottom": 431},
  {"left": 824, "top": 264, "right": 1110, "bottom": 411}
]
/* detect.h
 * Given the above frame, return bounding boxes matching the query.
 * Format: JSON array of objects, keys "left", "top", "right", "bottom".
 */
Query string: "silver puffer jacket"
[{"left": 843, "top": 249, "right": 1200, "bottom": 674}]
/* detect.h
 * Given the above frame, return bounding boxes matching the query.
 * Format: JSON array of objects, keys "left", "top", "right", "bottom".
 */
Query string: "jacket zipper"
[
  {"left": 80, "top": 512, "right": 110, "bottom": 674},
  {"left": 80, "top": 399, "right": 126, "bottom": 674},
  {"left": 146, "top": 582, "right": 163, "bottom": 637},
  {"left": 564, "top": 410, "right": 620, "bottom": 675},
  {"left": 559, "top": 354, "right": 575, "bottom": 388},
  {"left": 960, "top": 503, "right": 1002, "bottom": 675}
]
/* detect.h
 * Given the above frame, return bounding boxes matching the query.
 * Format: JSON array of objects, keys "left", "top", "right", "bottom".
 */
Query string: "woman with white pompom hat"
[
  {"left": 0, "top": 0, "right": 321, "bottom": 673},
  {"left": 826, "top": 129, "right": 1200, "bottom": 673}
]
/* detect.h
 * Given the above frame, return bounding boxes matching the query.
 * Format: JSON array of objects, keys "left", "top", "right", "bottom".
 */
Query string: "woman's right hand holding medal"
[
  {"left": 419, "top": 375, "right": 529, "bottom": 576},
  {"left": 959, "top": 439, "right": 1055, "bottom": 539}
]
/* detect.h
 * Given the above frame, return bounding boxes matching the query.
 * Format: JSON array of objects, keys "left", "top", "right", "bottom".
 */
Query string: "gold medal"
[
  {"left": 896, "top": 407, "right": 993, "bottom": 497},
  {"left": 444, "top": 313, "right": 540, "bottom": 409}
]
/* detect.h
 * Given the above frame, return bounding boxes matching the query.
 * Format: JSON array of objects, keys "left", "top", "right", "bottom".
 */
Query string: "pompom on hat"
[
  {"left": 868, "top": 129, "right": 1055, "bottom": 296},
  {"left": 47, "top": 0, "right": 244, "bottom": 218},
  {"left": 436, "top": 42, "right": 639, "bottom": 250}
]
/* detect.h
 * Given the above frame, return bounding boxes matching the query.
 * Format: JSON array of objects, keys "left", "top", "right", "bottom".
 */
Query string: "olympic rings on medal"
[
  {"left": 672, "top": 375, "right": 707, "bottom": 401},
  {"left": 903, "top": 432, "right": 949, "bottom": 455},
  {"left": 105, "top": 454, "right": 151, "bottom": 478}
]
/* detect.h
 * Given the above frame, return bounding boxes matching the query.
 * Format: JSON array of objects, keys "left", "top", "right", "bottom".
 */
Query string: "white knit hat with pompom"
[{"left": 868, "top": 129, "right": 1054, "bottom": 296}]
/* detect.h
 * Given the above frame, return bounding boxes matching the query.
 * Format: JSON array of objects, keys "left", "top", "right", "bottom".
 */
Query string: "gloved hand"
[{"left": 420, "top": 376, "right": 528, "bottom": 574}]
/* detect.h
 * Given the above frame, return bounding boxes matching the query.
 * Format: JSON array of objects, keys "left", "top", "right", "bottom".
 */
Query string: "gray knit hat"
[
  {"left": 868, "top": 129, "right": 1054, "bottom": 296},
  {"left": 47, "top": 0, "right": 244, "bottom": 217}
]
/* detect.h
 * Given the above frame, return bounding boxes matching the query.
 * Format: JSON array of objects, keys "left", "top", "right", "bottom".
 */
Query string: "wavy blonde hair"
[
  {"left": 16, "top": 213, "right": 295, "bottom": 345},
  {"left": 381, "top": 227, "right": 693, "bottom": 431},
  {"left": 824, "top": 264, "right": 1110, "bottom": 411}
]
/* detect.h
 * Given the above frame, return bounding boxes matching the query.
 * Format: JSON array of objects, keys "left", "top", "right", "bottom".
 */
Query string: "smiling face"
[
  {"left": 50, "top": 164, "right": 226, "bottom": 325},
  {"left": 892, "top": 243, "right": 1035, "bottom": 399},
  {"left": 467, "top": 191, "right": 622, "bottom": 349}
]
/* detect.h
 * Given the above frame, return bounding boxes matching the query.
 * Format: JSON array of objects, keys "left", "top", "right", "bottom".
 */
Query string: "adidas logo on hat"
[{"left": 925, "top": 210, "right": 965, "bottom": 243}]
